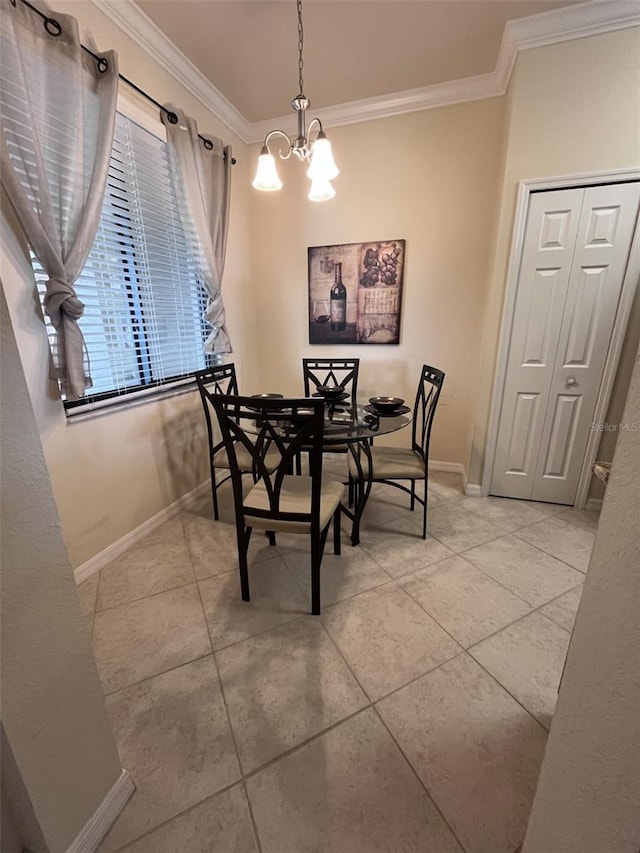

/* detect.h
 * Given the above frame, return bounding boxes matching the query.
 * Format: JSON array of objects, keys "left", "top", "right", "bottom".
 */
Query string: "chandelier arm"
[
  {"left": 306, "top": 117, "right": 324, "bottom": 142},
  {"left": 264, "top": 129, "right": 294, "bottom": 160}
]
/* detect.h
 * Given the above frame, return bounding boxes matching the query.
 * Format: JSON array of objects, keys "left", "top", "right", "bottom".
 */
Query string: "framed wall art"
[{"left": 308, "top": 239, "right": 405, "bottom": 345}]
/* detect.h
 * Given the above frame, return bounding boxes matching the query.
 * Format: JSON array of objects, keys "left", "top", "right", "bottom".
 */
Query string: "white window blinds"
[{"left": 32, "top": 110, "right": 209, "bottom": 410}]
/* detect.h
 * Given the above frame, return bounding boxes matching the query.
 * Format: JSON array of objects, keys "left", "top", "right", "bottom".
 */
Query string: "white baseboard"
[
  {"left": 66, "top": 769, "right": 134, "bottom": 853},
  {"left": 464, "top": 483, "right": 483, "bottom": 497},
  {"left": 585, "top": 498, "right": 603, "bottom": 512},
  {"left": 428, "top": 460, "right": 467, "bottom": 491},
  {"left": 74, "top": 481, "right": 210, "bottom": 584}
]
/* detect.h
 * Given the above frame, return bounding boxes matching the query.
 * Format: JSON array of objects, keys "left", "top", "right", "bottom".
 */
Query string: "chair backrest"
[
  {"left": 411, "top": 365, "right": 445, "bottom": 462},
  {"left": 195, "top": 364, "right": 239, "bottom": 457},
  {"left": 302, "top": 358, "right": 359, "bottom": 403},
  {"left": 204, "top": 393, "right": 327, "bottom": 531}
]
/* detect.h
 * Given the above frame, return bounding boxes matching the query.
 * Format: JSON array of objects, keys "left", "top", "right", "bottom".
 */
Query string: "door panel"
[
  {"left": 491, "top": 181, "right": 640, "bottom": 504},
  {"left": 539, "top": 394, "right": 582, "bottom": 478},
  {"left": 531, "top": 182, "right": 640, "bottom": 503},
  {"left": 503, "top": 392, "right": 541, "bottom": 476},
  {"left": 490, "top": 189, "right": 583, "bottom": 499},
  {"left": 521, "top": 268, "right": 563, "bottom": 365}
]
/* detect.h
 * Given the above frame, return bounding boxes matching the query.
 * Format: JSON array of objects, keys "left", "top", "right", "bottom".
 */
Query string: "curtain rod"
[{"left": 13, "top": 0, "right": 237, "bottom": 164}]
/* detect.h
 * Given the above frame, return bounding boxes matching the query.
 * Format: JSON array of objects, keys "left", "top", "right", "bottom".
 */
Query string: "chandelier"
[{"left": 252, "top": 0, "right": 339, "bottom": 201}]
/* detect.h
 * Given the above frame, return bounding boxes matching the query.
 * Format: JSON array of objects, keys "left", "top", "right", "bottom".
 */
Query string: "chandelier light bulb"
[
  {"left": 306, "top": 134, "right": 339, "bottom": 181},
  {"left": 308, "top": 177, "right": 336, "bottom": 202},
  {"left": 252, "top": 148, "right": 283, "bottom": 191}
]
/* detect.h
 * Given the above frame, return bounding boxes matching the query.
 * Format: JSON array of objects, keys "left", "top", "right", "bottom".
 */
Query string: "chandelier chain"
[{"left": 297, "top": 0, "right": 304, "bottom": 95}]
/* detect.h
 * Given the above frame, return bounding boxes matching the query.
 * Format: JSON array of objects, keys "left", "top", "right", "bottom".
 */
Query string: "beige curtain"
[
  {"left": 0, "top": 1, "right": 118, "bottom": 399},
  {"left": 162, "top": 108, "right": 233, "bottom": 354}
]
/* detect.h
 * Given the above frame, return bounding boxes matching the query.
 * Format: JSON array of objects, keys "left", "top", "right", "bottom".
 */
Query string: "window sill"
[{"left": 64, "top": 377, "right": 199, "bottom": 423}]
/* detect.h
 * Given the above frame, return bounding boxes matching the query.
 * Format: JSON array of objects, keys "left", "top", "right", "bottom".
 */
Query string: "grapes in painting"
[{"left": 360, "top": 241, "right": 401, "bottom": 287}]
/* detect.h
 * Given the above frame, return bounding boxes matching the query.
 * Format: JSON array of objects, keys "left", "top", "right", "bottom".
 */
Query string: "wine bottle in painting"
[{"left": 330, "top": 262, "right": 347, "bottom": 331}]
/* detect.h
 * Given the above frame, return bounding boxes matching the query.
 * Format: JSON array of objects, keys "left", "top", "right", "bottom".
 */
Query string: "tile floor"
[{"left": 79, "top": 468, "right": 597, "bottom": 853}]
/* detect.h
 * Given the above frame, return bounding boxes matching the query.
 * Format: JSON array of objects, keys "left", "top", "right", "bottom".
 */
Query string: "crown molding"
[
  {"left": 88, "top": 0, "right": 253, "bottom": 142},
  {"left": 90, "top": 0, "right": 639, "bottom": 144},
  {"left": 246, "top": 70, "right": 503, "bottom": 143},
  {"left": 507, "top": 0, "right": 640, "bottom": 50}
]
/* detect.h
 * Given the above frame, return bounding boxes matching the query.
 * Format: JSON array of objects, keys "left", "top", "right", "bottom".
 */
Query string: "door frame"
[{"left": 482, "top": 168, "right": 640, "bottom": 508}]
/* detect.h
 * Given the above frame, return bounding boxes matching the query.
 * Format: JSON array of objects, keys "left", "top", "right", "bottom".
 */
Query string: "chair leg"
[
  {"left": 311, "top": 535, "right": 321, "bottom": 616},
  {"left": 348, "top": 475, "right": 354, "bottom": 507},
  {"left": 410, "top": 480, "right": 416, "bottom": 511},
  {"left": 333, "top": 507, "right": 341, "bottom": 555},
  {"left": 267, "top": 531, "right": 277, "bottom": 546},
  {"left": 237, "top": 526, "right": 252, "bottom": 601},
  {"left": 211, "top": 472, "right": 220, "bottom": 521},
  {"left": 422, "top": 481, "right": 428, "bottom": 539}
]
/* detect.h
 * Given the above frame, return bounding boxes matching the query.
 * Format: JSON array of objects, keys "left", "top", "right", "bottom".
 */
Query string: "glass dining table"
[{"left": 245, "top": 398, "right": 411, "bottom": 546}]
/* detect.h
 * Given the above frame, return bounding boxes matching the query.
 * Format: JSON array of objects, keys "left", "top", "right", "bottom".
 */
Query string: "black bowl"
[
  {"left": 248, "top": 393, "right": 284, "bottom": 412},
  {"left": 369, "top": 395, "right": 404, "bottom": 414},
  {"left": 317, "top": 385, "right": 346, "bottom": 400}
]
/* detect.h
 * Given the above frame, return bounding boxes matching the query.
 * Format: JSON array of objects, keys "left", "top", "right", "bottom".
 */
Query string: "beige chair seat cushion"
[
  {"left": 348, "top": 446, "right": 426, "bottom": 480},
  {"left": 323, "top": 442, "right": 350, "bottom": 454},
  {"left": 213, "top": 443, "right": 280, "bottom": 473},
  {"left": 244, "top": 476, "right": 345, "bottom": 534}
]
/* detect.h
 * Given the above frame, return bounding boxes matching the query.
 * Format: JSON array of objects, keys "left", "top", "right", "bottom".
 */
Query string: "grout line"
[
  {"left": 240, "top": 706, "right": 371, "bottom": 784},
  {"left": 371, "top": 647, "right": 467, "bottom": 705},
  {"left": 395, "top": 577, "right": 482, "bottom": 650},
  {"left": 180, "top": 518, "right": 200, "bottom": 587},
  {"left": 101, "top": 650, "right": 214, "bottom": 698},
  {"left": 534, "top": 582, "right": 584, "bottom": 631},
  {"left": 370, "top": 703, "right": 468, "bottom": 853},
  {"left": 240, "top": 777, "right": 264, "bottom": 853},
  {"left": 379, "top": 549, "right": 458, "bottom": 583},
  {"left": 105, "top": 779, "right": 245, "bottom": 852},
  {"left": 193, "top": 569, "right": 270, "bottom": 850},
  {"left": 193, "top": 580, "right": 244, "bottom": 770},
  {"left": 280, "top": 552, "right": 392, "bottom": 608},
  {"left": 211, "top": 612, "right": 308, "bottom": 654},
  {"left": 94, "top": 576, "right": 198, "bottom": 616},
  {"left": 466, "top": 652, "right": 552, "bottom": 735},
  {"left": 316, "top": 578, "right": 469, "bottom": 707},
  {"left": 315, "top": 613, "right": 372, "bottom": 697},
  {"left": 456, "top": 500, "right": 566, "bottom": 532},
  {"left": 88, "top": 571, "right": 100, "bottom": 644},
  {"left": 510, "top": 531, "right": 589, "bottom": 575},
  {"left": 427, "top": 531, "right": 586, "bottom": 613}
]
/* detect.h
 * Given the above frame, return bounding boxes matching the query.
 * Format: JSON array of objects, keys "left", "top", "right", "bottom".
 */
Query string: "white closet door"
[
  {"left": 491, "top": 181, "right": 640, "bottom": 504},
  {"left": 531, "top": 182, "right": 640, "bottom": 503},
  {"left": 490, "top": 189, "right": 584, "bottom": 499}
]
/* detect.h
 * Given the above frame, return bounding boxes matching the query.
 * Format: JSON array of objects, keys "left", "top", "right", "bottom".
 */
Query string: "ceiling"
[{"left": 134, "top": 0, "right": 585, "bottom": 124}]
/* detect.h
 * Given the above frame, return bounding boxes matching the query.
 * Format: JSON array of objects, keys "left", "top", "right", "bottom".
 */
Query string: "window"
[{"left": 32, "top": 110, "right": 211, "bottom": 413}]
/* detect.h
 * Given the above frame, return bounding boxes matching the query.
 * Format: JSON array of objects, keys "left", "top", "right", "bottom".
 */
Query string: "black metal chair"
[
  {"left": 348, "top": 364, "right": 445, "bottom": 539},
  {"left": 202, "top": 394, "right": 345, "bottom": 615},
  {"left": 195, "top": 364, "right": 280, "bottom": 520},
  {"left": 301, "top": 358, "right": 360, "bottom": 477},
  {"left": 302, "top": 358, "right": 359, "bottom": 405}
]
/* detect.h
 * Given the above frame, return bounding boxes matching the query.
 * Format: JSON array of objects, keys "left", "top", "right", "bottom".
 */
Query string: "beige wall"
[
  {"left": 1, "top": 289, "right": 124, "bottom": 852},
  {"left": 250, "top": 98, "right": 507, "bottom": 467},
  {"left": 0, "top": 0, "right": 259, "bottom": 567},
  {"left": 470, "top": 26, "right": 640, "bottom": 486},
  {"left": 523, "top": 347, "right": 640, "bottom": 853}
]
